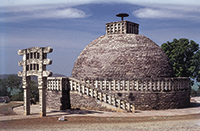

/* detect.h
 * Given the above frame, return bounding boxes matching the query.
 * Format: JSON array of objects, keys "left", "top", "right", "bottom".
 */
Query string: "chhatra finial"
[{"left": 116, "top": 13, "right": 129, "bottom": 21}]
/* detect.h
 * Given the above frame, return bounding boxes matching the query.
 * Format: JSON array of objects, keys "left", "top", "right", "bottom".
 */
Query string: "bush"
[
  {"left": 191, "top": 89, "right": 197, "bottom": 97},
  {"left": 10, "top": 80, "right": 39, "bottom": 102},
  {"left": 11, "top": 92, "right": 23, "bottom": 101}
]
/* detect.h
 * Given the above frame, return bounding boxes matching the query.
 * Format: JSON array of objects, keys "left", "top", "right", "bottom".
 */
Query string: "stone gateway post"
[{"left": 18, "top": 47, "right": 53, "bottom": 117}]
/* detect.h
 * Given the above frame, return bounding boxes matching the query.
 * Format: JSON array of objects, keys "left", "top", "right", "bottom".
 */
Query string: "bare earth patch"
[{"left": 0, "top": 101, "right": 23, "bottom": 116}]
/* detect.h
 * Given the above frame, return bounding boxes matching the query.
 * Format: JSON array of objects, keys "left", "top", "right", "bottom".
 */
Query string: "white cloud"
[
  {"left": 33, "top": 8, "right": 87, "bottom": 19},
  {"left": 133, "top": 5, "right": 200, "bottom": 20},
  {"left": 0, "top": 6, "right": 88, "bottom": 22},
  {"left": 1, "top": 0, "right": 200, "bottom": 22},
  {"left": 133, "top": 8, "right": 182, "bottom": 19}
]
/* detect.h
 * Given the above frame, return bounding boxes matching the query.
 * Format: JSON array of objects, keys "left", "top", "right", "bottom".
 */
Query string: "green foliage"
[
  {"left": 0, "top": 75, "right": 39, "bottom": 101},
  {"left": 0, "top": 75, "right": 21, "bottom": 97},
  {"left": 30, "top": 80, "right": 39, "bottom": 101},
  {"left": 197, "top": 89, "right": 200, "bottom": 96},
  {"left": 11, "top": 80, "right": 39, "bottom": 101},
  {"left": 11, "top": 91, "right": 23, "bottom": 101},
  {"left": 191, "top": 89, "right": 197, "bottom": 97},
  {"left": 161, "top": 38, "right": 200, "bottom": 83}
]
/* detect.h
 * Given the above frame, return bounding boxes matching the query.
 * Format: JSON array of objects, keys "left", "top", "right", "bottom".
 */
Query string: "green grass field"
[{"left": 0, "top": 101, "right": 23, "bottom": 116}]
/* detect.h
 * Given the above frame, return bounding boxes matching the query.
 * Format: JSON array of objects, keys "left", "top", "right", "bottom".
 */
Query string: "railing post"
[
  {"left": 70, "top": 80, "right": 73, "bottom": 91},
  {"left": 94, "top": 90, "right": 97, "bottom": 99},
  {"left": 140, "top": 80, "right": 143, "bottom": 91},
  {"left": 126, "top": 81, "right": 130, "bottom": 91},
  {"left": 85, "top": 87, "right": 89, "bottom": 95},
  {"left": 116, "top": 99, "right": 120, "bottom": 108},
  {"left": 136, "top": 80, "right": 139, "bottom": 91},
  {"left": 107, "top": 95, "right": 111, "bottom": 104},
  {"left": 108, "top": 81, "right": 111, "bottom": 90},
  {"left": 112, "top": 97, "right": 116, "bottom": 106},
  {"left": 94, "top": 80, "right": 98, "bottom": 88},
  {"left": 157, "top": 79, "right": 160, "bottom": 91},
  {"left": 117, "top": 80, "right": 120, "bottom": 90},
  {"left": 113, "top": 80, "right": 116, "bottom": 91},
  {"left": 121, "top": 101, "right": 125, "bottom": 110},
  {"left": 161, "top": 79, "right": 164, "bottom": 91},
  {"left": 98, "top": 92, "right": 102, "bottom": 101},
  {"left": 126, "top": 102, "right": 130, "bottom": 112},
  {"left": 131, "top": 105, "right": 135, "bottom": 113},
  {"left": 77, "top": 83, "right": 81, "bottom": 93},
  {"left": 100, "top": 80, "right": 102, "bottom": 90}
]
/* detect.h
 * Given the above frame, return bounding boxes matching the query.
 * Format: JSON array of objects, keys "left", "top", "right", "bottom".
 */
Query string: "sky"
[{"left": 1, "top": 0, "right": 200, "bottom": 77}]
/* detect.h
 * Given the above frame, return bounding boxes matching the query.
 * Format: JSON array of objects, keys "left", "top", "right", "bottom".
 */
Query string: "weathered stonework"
[
  {"left": 18, "top": 47, "right": 53, "bottom": 117},
  {"left": 71, "top": 34, "right": 175, "bottom": 80},
  {"left": 78, "top": 77, "right": 190, "bottom": 110},
  {"left": 68, "top": 16, "right": 190, "bottom": 111},
  {"left": 118, "top": 90, "right": 190, "bottom": 110},
  {"left": 106, "top": 20, "right": 139, "bottom": 34},
  {"left": 46, "top": 77, "right": 71, "bottom": 110},
  {"left": 45, "top": 15, "right": 190, "bottom": 112},
  {"left": 70, "top": 91, "right": 114, "bottom": 112},
  {"left": 47, "top": 77, "right": 190, "bottom": 111}
]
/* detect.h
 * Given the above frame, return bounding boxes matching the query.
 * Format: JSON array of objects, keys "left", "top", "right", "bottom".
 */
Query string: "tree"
[
  {"left": 29, "top": 80, "right": 39, "bottom": 101},
  {"left": 0, "top": 74, "right": 39, "bottom": 101},
  {"left": 197, "top": 85, "right": 200, "bottom": 96},
  {"left": 11, "top": 80, "right": 39, "bottom": 101},
  {"left": 193, "top": 50, "right": 200, "bottom": 82},
  {"left": 0, "top": 75, "right": 21, "bottom": 97},
  {"left": 161, "top": 38, "right": 200, "bottom": 83}
]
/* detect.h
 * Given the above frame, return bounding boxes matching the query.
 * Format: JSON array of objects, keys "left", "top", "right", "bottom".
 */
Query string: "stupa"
[
  {"left": 46, "top": 13, "right": 190, "bottom": 111},
  {"left": 71, "top": 13, "right": 174, "bottom": 80}
]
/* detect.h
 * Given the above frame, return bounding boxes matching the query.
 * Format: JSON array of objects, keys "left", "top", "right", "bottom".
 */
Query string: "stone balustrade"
[
  {"left": 47, "top": 77, "right": 68, "bottom": 91},
  {"left": 47, "top": 77, "right": 190, "bottom": 112},
  {"left": 47, "top": 77, "right": 134, "bottom": 112},
  {"left": 80, "top": 77, "right": 190, "bottom": 92},
  {"left": 69, "top": 77, "right": 134, "bottom": 112}
]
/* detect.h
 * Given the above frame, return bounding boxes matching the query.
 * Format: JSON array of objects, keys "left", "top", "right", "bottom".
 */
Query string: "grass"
[{"left": 0, "top": 101, "right": 23, "bottom": 116}]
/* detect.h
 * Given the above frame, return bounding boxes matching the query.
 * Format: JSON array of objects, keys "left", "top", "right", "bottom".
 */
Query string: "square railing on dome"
[{"left": 106, "top": 21, "right": 139, "bottom": 35}]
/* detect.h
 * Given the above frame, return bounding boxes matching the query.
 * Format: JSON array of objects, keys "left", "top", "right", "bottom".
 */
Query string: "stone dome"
[{"left": 71, "top": 34, "right": 175, "bottom": 80}]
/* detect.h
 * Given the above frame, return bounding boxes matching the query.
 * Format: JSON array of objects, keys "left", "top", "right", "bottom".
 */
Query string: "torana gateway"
[{"left": 19, "top": 14, "right": 190, "bottom": 115}]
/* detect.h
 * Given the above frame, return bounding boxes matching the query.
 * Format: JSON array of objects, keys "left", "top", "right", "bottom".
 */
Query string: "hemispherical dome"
[{"left": 71, "top": 34, "right": 174, "bottom": 80}]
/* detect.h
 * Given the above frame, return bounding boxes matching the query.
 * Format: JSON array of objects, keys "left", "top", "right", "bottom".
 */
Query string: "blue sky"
[{"left": 1, "top": 0, "right": 200, "bottom": 76}]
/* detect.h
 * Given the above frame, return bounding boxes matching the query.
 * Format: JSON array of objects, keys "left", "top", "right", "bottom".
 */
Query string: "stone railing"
[
  {"left": 47, "top": 77, "right": 69, "bottom": 91},
  {"left": 80, "top": 77, "right": 190, "bottom": 92},
  {"left": 69, "top": 77, "right": 134, "bottom": 112},
  {"left": 47, "top": 77, "right": 190, "bottom": 112},
  {"left": 47, "top": 77, "right": 134, "bottom": 112}
]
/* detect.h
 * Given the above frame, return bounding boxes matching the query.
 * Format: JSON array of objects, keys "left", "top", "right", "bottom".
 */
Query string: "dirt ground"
[
  {"left": 1, "top": 98, "right": 200, "bottom": 131},
  {"left": 0, "top": 114, "right": 200, "bottom": 131},
  {"left": 0, "top": 101, "right": 23, "bottom": 116}
]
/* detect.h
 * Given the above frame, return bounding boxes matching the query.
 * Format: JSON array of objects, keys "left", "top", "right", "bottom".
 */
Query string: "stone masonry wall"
[
  {"left": 69, "top": 89, "right": 190, "bottom": 111},
  {"left": 118, "top": 89, "right": 191, "bottom": 110},
  {"left": 70, "top": 91, "right": 114, "bottom": 112},
  {"left": 47, "top": 77, "right": 190, "bottom": 111},
  {"left": 46, "top": 90, "right": 71, "bottom": 110}
]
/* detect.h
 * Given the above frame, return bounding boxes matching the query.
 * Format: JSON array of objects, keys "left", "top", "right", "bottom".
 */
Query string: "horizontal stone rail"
[
  {"left": 80, "top": 77, "right": 190, "bottom": 92},
  {"left": 69, "top": 77, "right": 134, "bottom": 112},
  {"left": 47, "top": 77, "right": 69, "bottom": 91},
  {"left": 47, "top": 77, "right": 189, "bottom": 112}
]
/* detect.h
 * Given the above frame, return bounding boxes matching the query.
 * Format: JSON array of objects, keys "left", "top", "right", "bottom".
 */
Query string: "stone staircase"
[{"left": 69, "top": 77, "right": 135, "bottom": 113}]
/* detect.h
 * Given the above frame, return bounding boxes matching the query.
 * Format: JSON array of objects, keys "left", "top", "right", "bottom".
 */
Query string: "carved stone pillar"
[
  {"left": 23, "top": 76, "right": 30, "bottom": 115},
  {"left": 38, "top": 77, "right": 47, "bottom": 117}
]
